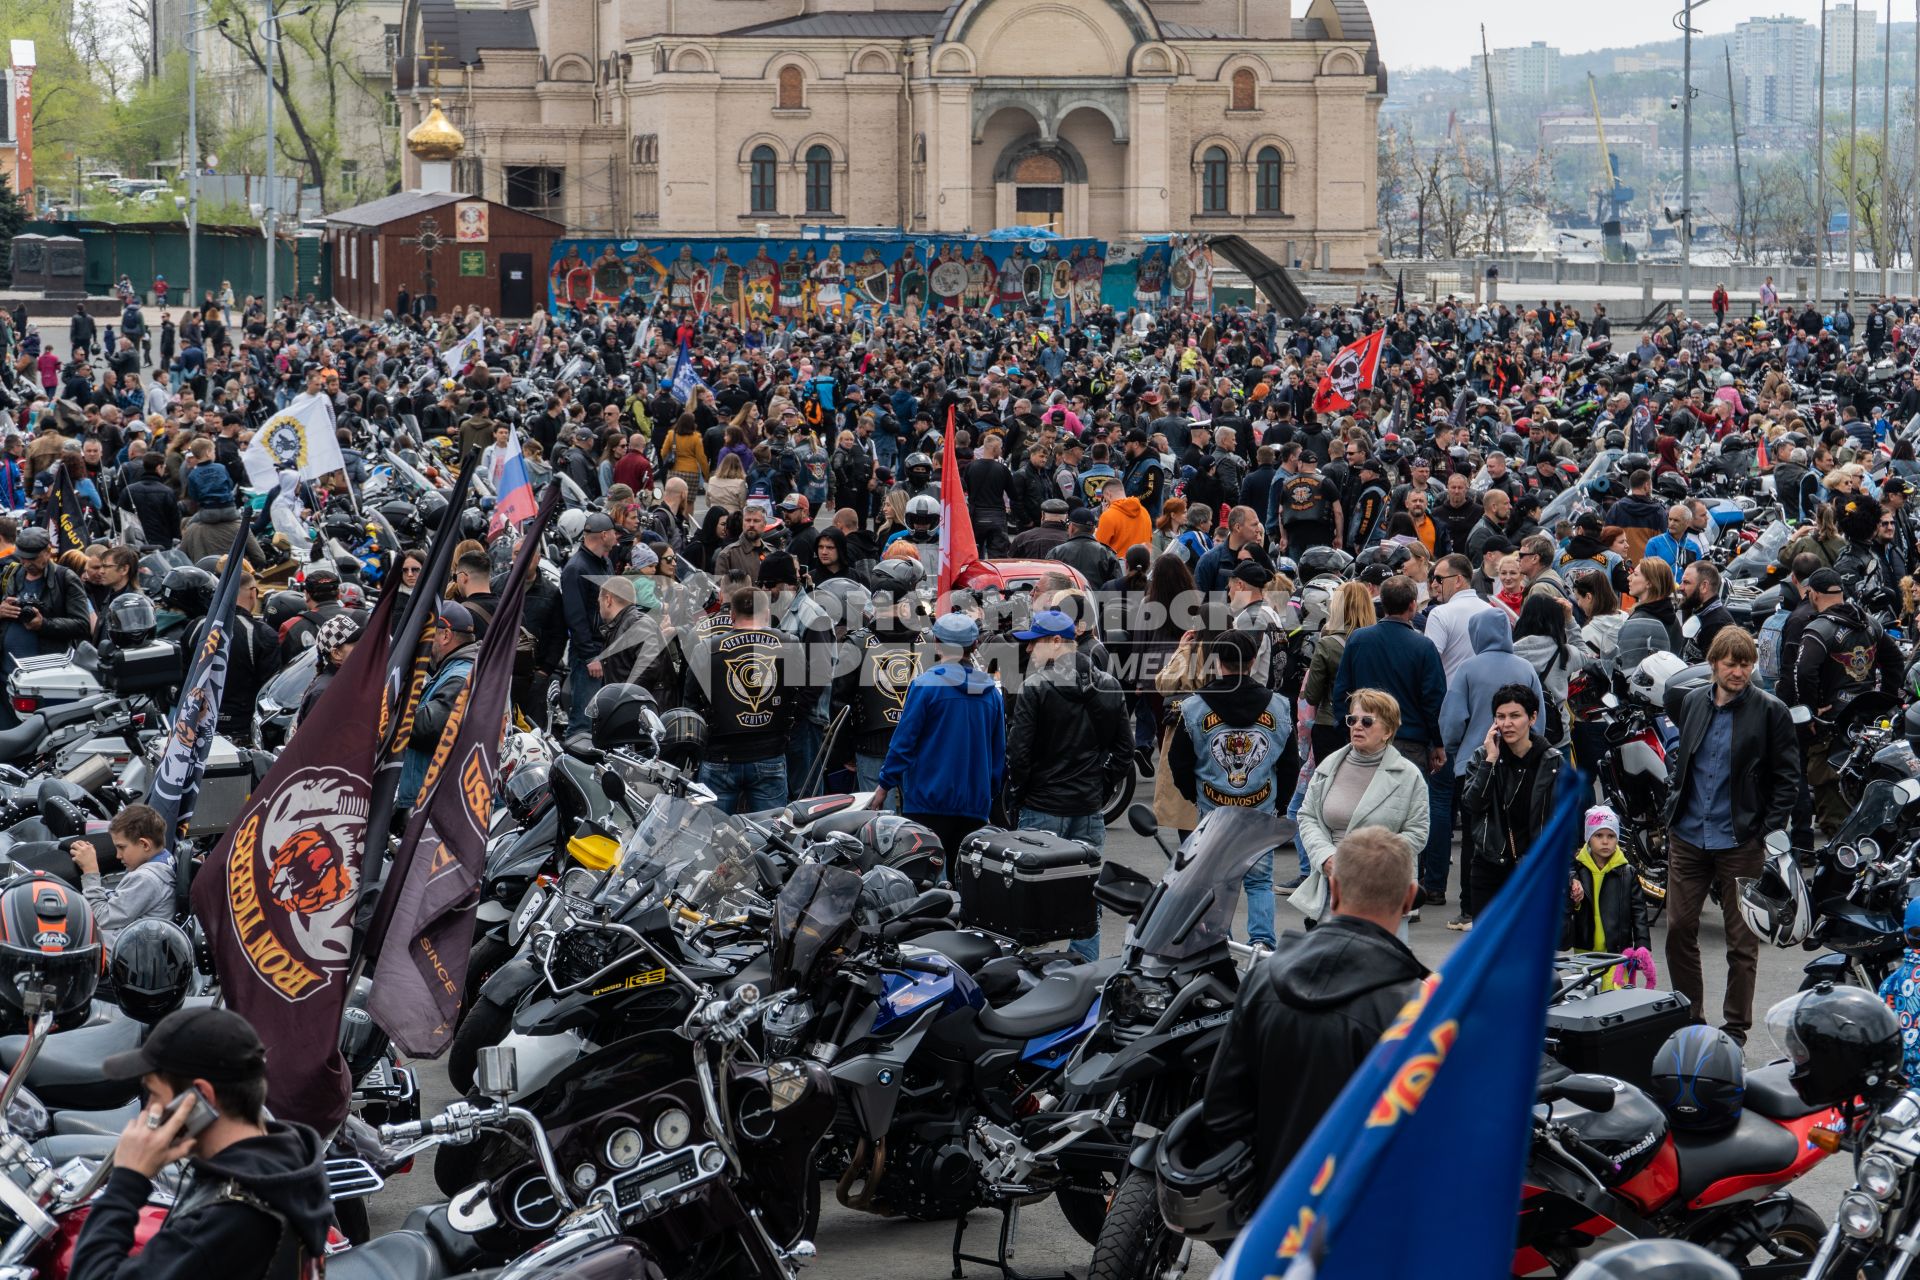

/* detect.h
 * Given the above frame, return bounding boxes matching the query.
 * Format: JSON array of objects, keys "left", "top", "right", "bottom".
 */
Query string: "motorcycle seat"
[
  {"left": 976, "top": 958, "right": 1119, "bottom": 1040},
  {"left": 51, "top": 1100, "right": 141, "bottom": 1137},
  {"left": 1742, "top": 1061, "right": 1826, "bottom": 1121},
  {"left": 31, "top": 1134, "right": 117, "bottom": 1165},
  {"left": 912, "top": 930, "right": 1004, "bottom": 974},
  {"left": 324, "top": 1230, "right": 446, "bottom": 1280},
  {"left": 0, "top": 1017, "right": 143, "bottom": 1086},
  {"left": 0, "top": 716, "right": 51, "bottom": 763},
  {"left": 1672, "top": 1109, "right": 1800, "bottom": 1204}
]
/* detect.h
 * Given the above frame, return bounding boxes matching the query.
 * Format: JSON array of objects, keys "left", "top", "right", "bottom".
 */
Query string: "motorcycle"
[
  {"left": 1790, "top": 777, "right": 1920, "bottom": 992},
  {"left": 1798, "top": 1085, "right": 1920, "bottom": 1279}
]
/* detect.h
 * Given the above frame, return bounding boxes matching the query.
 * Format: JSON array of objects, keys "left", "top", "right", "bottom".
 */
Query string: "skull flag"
[{"left": 1311, "top": 330, "right": 1385, "bottom": 416}]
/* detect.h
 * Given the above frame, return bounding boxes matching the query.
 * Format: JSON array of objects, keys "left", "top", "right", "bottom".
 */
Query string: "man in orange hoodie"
[{"left": 1095, "top": 477, "right": 1152, "bottom": 561}]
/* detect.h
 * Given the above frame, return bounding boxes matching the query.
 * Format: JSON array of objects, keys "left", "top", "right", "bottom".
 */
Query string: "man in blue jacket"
[
  {"left": 1331, "top": 576, "right": 1447, "bottom": 776},
  {"left": 875, "top": 612, "right": 1005, "bottom": 862}
]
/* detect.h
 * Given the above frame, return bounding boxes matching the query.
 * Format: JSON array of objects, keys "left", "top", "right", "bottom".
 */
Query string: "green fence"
[{"left": 19, "top": 220, "right": 330, "bottom": 305}]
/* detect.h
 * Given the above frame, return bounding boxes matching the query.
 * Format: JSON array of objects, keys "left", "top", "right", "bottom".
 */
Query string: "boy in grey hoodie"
[{"left": 69, "top": 804, "right": 176, "bottom": 949}]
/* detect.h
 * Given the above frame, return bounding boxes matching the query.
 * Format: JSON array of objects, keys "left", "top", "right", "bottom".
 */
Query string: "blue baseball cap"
[
  {"left": 930, "top": 613, "right": 980, "bottom": 648},
  {"left": 1013, "top": 609, "right": 1076, "bottom": 642}
]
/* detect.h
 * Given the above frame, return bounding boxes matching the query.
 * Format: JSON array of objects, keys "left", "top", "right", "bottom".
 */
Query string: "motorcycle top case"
[
  {"left": 956, "top": 827, "right": 1100, "bottom": 945},
  {"left": 1545, "top": 986, "right": 1693, "bottom": 1089}
]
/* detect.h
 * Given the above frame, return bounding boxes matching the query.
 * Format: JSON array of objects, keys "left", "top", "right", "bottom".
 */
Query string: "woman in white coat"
[{"left": 1292, "top": 688, "right": 1430, "bottom": 926}]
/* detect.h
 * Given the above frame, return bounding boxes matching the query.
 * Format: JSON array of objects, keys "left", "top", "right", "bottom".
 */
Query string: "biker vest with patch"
[
  {"left": 1278, "top": 473, "right": 1330, "bottom": 527},
  {"left": 1181, "top": 692, "right": 1290, "bottom": 813},
  {"left": 701, "top": 626, "right": 797, "bottom": 759},
  {"left": 1807, "top": 612, "right": 1880, "bottom": 697},
  {"left": 850, "top": 629, "right": 923, "bottom": 758}
]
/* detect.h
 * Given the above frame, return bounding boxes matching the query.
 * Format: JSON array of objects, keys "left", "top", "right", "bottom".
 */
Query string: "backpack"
[{"left": 1533, "top": 643, "right": 1569, "bottom": 745}]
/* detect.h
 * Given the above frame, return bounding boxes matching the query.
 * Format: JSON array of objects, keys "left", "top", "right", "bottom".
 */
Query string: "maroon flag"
[
  {"left": 190, "top": 583, "right": 403, "bottom": 1133},
  {"left": 367, "top": 488, "right": 560, "bottom": 1055}
]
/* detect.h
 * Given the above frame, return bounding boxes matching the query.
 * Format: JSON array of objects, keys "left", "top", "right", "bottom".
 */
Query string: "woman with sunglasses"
[{"left": 1290, "top": 688, "right": 1430, "bottom": 930}]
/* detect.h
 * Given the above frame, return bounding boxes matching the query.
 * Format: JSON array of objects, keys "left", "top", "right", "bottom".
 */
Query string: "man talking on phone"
[{"left": 70, "top": 1007, "right": 332, "bottom": 1280}]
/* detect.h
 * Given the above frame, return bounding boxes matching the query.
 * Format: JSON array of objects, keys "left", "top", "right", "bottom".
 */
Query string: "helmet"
[
  {"left": 337, "top": 582, "right": 367, "bottom": 611},
  {"left": 657, "top": 707, "right": 708, "bottom": 773},
  {"left": 1553, "top": 1077, "right": 1671, "bottom": 1187},
  {"left": 376, "top": 499, "right": 422, "bottom": 542},
  {"left": 503, "top": 763, "right": 552, "bottom": 826},
  {"left": 557, "top": 509, "right": 588, "bottom": 542},
  {"left": 856, "top": 865, "right": 916, "bottom": 921},
  {"left": 1296, "top": 546, "right": 1354, "bottom": 581},
  {"left": 1153, "top": 1103, "right": 1257, "bottom": 1243},
  {"left": 105, "top": 594, "right": 157, "bottom": 649},
  {"left": 1627, "top": 651, "right": 1690, "bottom": 709},
  {"left": 905, "top": 452, "right": 933, "bottom": 480},
  {"left": 333, "top": 555, "right": 364, "bottom": 583},
  {"left": 1768, "top": 983, "right": 1902, "bottom": 1105},
  {"left": 811, "top": 579, "right": 871, "bottom": 639},
  {"left": 138, "top": 551, "right": 184, "bottom": 596},
  {"left": 1271, "top": 556, "right": 1299, "bottom": 582},
  {"left": 338, "top": 1003, "right": 391, "bottom": 1083},
  {"left": 418, "top": 491, "right": 449, "bottom": 532},
  {"left": 159, "top": 565, "right": 216, "bottom": 618},
  {"left": 870, "top": 557, "right": 927, "bottom": 606},
  {"left": 1735, "top": 842, "right": 1811, "bottom": 947},
  {"left": 586, "top": 683, "right": 660, "bottom": 752},
  {"left": 193, "top": 555, "right": 224, "bottom": 575},
  {"left": 107, "top": 919, "right": 193, "bottom": 1024},
  {"left": 458, "top": 508, "right": 488, "bottom": 542},
  {"left": 264, "top": 590, "right": 306, "bottom": 635},
  {"left": 906, "top": 494, "right": 940, "bottom": 532},
  {"left": 1649, "top": 1026, "right": 1746, "bottom": 1131},
  {"left": 1655, "top": 473, "right": 1690, "bottom": 501},
  {"left": 1718, "top": 372, "right": 1735, "bottom": 388},
  {"left": 0, "top": 877, "right": 102, "bottom": 1029},
  {"left": 1566, "top": 1241, "right": 1739, "bottom": 1280}
]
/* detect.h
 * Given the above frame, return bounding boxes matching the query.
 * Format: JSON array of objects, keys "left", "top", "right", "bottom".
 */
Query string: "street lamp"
[
  {"left": 1674, "top": 0, "right": 1714, "bottom": 307},
  {"left": 186, "top": 8, "right": 225, "bottom": 315},
  {"left": 260, "top": 0, "right": 312, "bottom": 314}
]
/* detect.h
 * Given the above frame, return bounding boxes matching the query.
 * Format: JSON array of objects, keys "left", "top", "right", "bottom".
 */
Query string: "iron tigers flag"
[
  {"left": 46, "top": 461, "right": 89, "bottom": 553},
  {"left": 147, "top": 518, "right": 250, "bottom": 847},
  {"left": 367, "top": 486, "right": 560, "bottom": 1055},
  {"left": 1311, "top": 330, "right": 1385, "bottom": 416}
]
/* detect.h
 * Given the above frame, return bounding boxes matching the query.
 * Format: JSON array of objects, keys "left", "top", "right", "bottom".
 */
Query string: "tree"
[{"left": 0, "top": 174, "right": 27, "bottom": 279}]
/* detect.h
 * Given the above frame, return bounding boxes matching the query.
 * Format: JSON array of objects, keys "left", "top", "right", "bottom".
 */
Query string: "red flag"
[
  {"left": 937, "top": 406, "right": 981, "bottom": 606},
  {"left": 1755, "top": 431, "right": 1770, "bottom": 471},
  {"left": 1312, "top": 329, "right": 1386, "bottom": 415}
]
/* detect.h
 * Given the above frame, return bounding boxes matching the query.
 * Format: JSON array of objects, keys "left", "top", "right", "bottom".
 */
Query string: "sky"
[{"left": 1371, "top": 0, "right": 1889, "bottom": 73}]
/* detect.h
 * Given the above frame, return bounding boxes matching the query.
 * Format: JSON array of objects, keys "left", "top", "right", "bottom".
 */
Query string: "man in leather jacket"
[
  {"left": 830, "top": 562, "right": 924, "bottom": 796},
  {"left": 1790, "top": 569, "right": 1901, "bottom": 832},
  {"left": 1201, "top": 826, "right": 1426, "bottom": 1195},
  {"left": 1004, "top": 609, "right": 1132, "bottom": 961},
  {"left": 0, "top": 527, "right": 92, "bottom": 687},
  {"left": 1047, "top": 508, "right": 1120, "bottom": 587}
]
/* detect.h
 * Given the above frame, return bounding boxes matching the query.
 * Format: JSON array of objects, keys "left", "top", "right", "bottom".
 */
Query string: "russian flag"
[{"left": 490, "top": 428, "right": 537, "bottom": 536}]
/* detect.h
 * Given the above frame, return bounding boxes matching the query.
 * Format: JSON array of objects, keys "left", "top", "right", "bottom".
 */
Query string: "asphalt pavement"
[{"left": 359, "top": 774, "right": 1858, "bottom": 1280}]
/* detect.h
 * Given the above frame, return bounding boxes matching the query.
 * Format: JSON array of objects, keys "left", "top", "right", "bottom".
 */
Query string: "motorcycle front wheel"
[{"left": 1088, "top": 1169, "right": 1192, "bottom": 1280}]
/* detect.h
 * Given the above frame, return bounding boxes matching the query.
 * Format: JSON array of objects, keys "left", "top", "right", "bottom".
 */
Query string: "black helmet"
[
  {"left": 1767, "top": 983, "right": 1902, "bottom": 1106},
  {"left": 856, "top": 865, "right": 916, "bottom": 922},
  {"left": 657, "top": 707, "right": 708, "bottom": 773},
  {"left": 376, "top": 499, "right": 422, "bottom": 542},
  {"left": 1296, "top": 546, "right": 1354, "bottom": 582},
  {"left": 586, "top": 683, "right": 660, "bottom": 751},
  {"left": 1655, "top": 473, "right": 1690, "bottom": 501},
  {"left": 1650, "top": 1026, "right": 1746, "bottom": 1131},
  {"left": 458, "top": 508, "right": 488, "bottom": 541},
  {"left": 503, "top": 762, "right": 552, "bottom": 826},
  {"left": 905, "top": 452, "right": 934, "bottom": 479},
  {"left": 869, "top": 557, "right": 926, "bottom": 606},
  {"left": 0, "top": 877, "right": 102, "bottom": 1029},
  {"left": 1498, "top": 431, "right": 1524, "bottom": 455},
  {"left": 106, "top": 594, "right": 157, "bottom": 649},
  {"left": 138, "top": 551, "right": 182, "bottom": 596},
  {"left": 906, "top": 493, "right": 940, "bottom": 531},
  {"left": 159, "top": 565, "right": 216, "bottom": 618},
  {"left": 1566, "top": 1240, "right": 1739, "bottom": 1280},
  {"left": 1153, "top": 1102, "right": 1257, "bottom": 1243},
  {"left": 333, "top": 555, "right": 364, "bottom": 583},
  {"left": 193, "top": 555, "right": 224, "bottom": 575},
  {"left": 264, "top": 590, "right": 306, "bottom": 635},
  {"left": 418, "top": 491, "right": 449, "bottom": 532},
  {"left": 107, "top": 919, "right": 193, "bottom": 1024}
]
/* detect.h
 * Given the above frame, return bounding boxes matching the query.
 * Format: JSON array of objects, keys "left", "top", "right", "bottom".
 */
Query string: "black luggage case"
[
  {"left": 1545, "top": 987, "right": 1694, "bottom": 1088},
  {"left": 956, "top": 827, "right": 1101, "bottom": 945}
]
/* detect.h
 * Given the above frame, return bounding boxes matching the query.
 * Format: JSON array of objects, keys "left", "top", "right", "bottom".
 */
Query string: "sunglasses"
[{"left": 1345, "top": 713, "right": 1378, "bottom": 729}]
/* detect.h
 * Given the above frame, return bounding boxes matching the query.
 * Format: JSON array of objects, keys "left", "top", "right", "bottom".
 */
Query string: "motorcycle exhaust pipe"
[
  {"left": 60, "top": 756, "right": 115, "bottom": 796},
  {"left": 835, "top": 1137, "right": 893, "bottom": 1216}
]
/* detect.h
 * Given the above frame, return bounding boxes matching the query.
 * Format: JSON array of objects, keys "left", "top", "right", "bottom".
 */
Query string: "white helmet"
[
  {"left": 556, "top": 508, "right": 587, "bottom": 542},
  {"left": 1735, "top": 842, "right": 1811, "bottom": 948},
  {"left": 1627, "top": 651, "right": 1690, "bottom": 708},
  {"left": 1718, "top": 372, "right": 1734, "bottom": 388}
]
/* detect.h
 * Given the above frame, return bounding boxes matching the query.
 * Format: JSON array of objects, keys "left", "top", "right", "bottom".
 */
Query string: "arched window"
[
  {"left": 1201, "top": 146, "right": 1229, "bottom": 214},
  {"left": 776, "top": 65, "right": 804, "bottom": 110},
  {"left": 805, "top": 144, "right": 833, "bottom": 213},
  {"left": 749, "top": 144, "right": 778, "bottom": 212},
  {"left": 1256, "top": 146, "right": 1283, "bottom": 213},
  {"left": 1230, "top": 68, "right": 1256, "bottom": 111}
]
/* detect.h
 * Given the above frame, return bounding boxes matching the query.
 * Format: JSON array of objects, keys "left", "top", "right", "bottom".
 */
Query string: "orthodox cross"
[
  {"left": 424, "top": 41, "right": 446, "bottom": 89},
  {"left": 402, "top": 215, "right": 445, "bottom": 301}
]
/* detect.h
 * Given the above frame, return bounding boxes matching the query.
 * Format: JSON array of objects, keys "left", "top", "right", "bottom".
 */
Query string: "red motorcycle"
[{"left": 1515, "top": 1065, "right": 1844, "bottom": 1277}]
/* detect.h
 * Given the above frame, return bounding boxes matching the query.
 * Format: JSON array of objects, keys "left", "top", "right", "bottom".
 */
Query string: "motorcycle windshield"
[
  {"left": 769, "top": 861, "right": 862, "bottom": 991},
  {"left": 1832, "top": 779, "right": 1906, "bottom": 850},
  {"left": 1539, "top": 449, "right": 1622, "bottom": 529},
  {"left": 1727, "top": 520, "right": 1792, "bottom": 578},
  {"left": 612, "top": 796, "right": 738, "bottom": 904},
  {"left": 1129, "top": 807, "right": 1289, "bottom": 960}
]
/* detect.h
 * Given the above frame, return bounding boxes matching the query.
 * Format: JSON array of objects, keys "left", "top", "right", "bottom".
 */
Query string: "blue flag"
[
  {"left": 147, "top": 518, "right": 252, "bottom": 847},
  {"left": 1222, "top": 769, "right": 1589, "bottom": 1280},
  {"left": 670, "top": 338, "right": 709, "bottom": 403}
]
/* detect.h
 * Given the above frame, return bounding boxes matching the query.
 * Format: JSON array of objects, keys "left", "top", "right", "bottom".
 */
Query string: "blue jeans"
[
  {"left": 1243, "top": 849, "right": 1276, "bottom": 949},
  {"left": 786, "top": 719, "right": 825, "bottom": 801},
  {"left": 1424, "top": 761, "right": 1455, "bottom": 899},
  {"left": 1018, "top": 808, "right": 1104, "bottom": 962},
  {"left": 699, "top": 758, "right": 789, "bottom": 815},
  {"left": 566, "top": 653, "right": 601, "bottom": 736},
  {"left": 855, "top": 755, "right": 901, "bottom": 810}
]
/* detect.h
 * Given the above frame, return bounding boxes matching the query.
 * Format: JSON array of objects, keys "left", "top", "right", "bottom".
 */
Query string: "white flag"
[
  {"left": 243, "top": 393, "right": 348, "bottom": 489},
  {"left": 442, "top": 321, "right": 484, "bottom": 370}
]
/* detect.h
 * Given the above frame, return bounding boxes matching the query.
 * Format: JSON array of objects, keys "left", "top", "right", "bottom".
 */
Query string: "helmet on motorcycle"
[
  {"left": 657, "top": 708, "right": 708, "bottom": 773},
  {"left": 1627, "top": 651, "right": 1691, "bottom": 709},
  {"left": 855, "top": 865, "right": 916, "bottom": 921},
  {"left": 1296, "top": 546, "right": 1354, "bottom": 582},
  {"left": 906, "top": 494, "right": 940, "bottom": 533},
  {"left": 1655, "top": 473, "right": 1690, "bottom": 501},
  {"left": 862, "top": 815, "right": 945, "bottom": 889},
  {"left": 1566, "top": 1241, "right": 1738, "bottom": 1280},
  {"left": 105, "top": 594, "right": 157, "bottom": 649},
  {"left": 1649, "top": 1026, "right": 1746, "bottom": 1131},
  {"left": 503, "top": 763, "right": 552, "bottom": 826},
  {"left": 107, "top": 919, "right": 193, "bottom": 1024},
  {"left": 193, "top": 555, "right": 224, "bottom": 575},
  {"left": 869, "top": 557, "right": 927, "bottom": 608},
  {"left": 557, "top": 509, "right": 588, "bottom": 542},
  {"left": 333, "top": 555, "right": 364, "bottom": 584},
  {"left": 0, "top": 877, "right": 102, "bottom": 1029},
  {"left": 1153, "top": 1102, "right": 1257, "bottom": 1243},
  {"left": 336, "top": 582, "right": 367, "bottom": 611},
  {"left": 1271, "top": 556, "right": 1300, "bottom": 582},
  {"left": 586, "top": 683, "right": 660, "bottom": 752},
  {"left": 458, "top": 508, "right": 488, "bottom": 542},
  {"left": 159, "top": 565, "right": 217, "bottom": 618},
  {"left": 376, "top": 499, "right": 422, "bottom": 543},
  {"left": 1498, "top": 431, "right": 1524, "bottom": 455},
  {"left": 417, "top": 491, "right": 450, "bottom": 533},
  {"left": 264, "top": 590, "right": 306, "bottom": 635},
  {"left": 1766, "top": 982, "right": 1902, "bottom": 1106},
  {"left": 1734, "top": 842, "right": 1811, "bottom": 947},
  {"left": 338, "top": 1004, "right": 391, "bottom": 1083}
]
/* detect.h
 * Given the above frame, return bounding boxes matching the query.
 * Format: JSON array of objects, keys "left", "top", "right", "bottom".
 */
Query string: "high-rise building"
[
  {"left": 1470, "top": 41, "right": 1561, "bottom": 100},
  {"left": 1734, "top": 15, "right": 1817, "bottom": 125},
  {"left": 1824, "top": 3, "right": 1880, "bottom": 71}
]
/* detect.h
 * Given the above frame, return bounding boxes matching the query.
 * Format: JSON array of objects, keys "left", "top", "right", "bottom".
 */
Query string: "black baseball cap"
[
  {"left": 102, "top": 1006, "right": 268, "bottom": 1084},
  {"left": 1807, "top": 568, "right": 1846, "bottom": 594},
  {"left": 1230, "top": 562, "right": 1274, "bottom": 589},
  {"left": 583, "top": 512, "right": 616, "bottom": 534}
]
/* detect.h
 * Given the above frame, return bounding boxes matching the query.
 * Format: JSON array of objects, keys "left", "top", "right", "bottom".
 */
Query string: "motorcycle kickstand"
[{"left": 950, "top": 1202, "right": 1076, "bottom": 1280}]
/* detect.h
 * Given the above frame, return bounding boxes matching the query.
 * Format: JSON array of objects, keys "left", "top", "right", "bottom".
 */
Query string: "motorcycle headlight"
[
  {"left": 762, "top": 995, "right": 815, "bottom": 1049},
  {"left": 1861, "top": 1153, "right": 1902, "bottom": 1199},
  {"left": 1841, "top": 1190, "right": 1884, "bottom": 1238}
]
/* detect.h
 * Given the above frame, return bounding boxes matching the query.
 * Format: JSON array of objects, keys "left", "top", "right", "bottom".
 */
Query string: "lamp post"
[
  {"left": 1675, "top": 0, "right": 1713, "bottom": 306},
  {"left": 186, "top": 7, "right": 220, "bottom": 313}
]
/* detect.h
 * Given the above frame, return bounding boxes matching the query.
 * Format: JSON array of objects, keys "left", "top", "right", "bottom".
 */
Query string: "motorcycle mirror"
[
  {"left": 1126, "top": 804, "right": 1158, "bottom": 839},
  {"left": 1764, "top": 830, "right": 1792, "bottom": 856},
  {"left": 475, "top": 1044, "right": 519, "bottom": 1100},
  {"left": 447, "top": 1182, "right": 500, "bottom": 1234},
  {"left": 1551, "top": 1074, "right": 1619, "bottom": 1112},
  {"left": 1790, "top": 704, "right": 1813, "bottom": 726},
  {"left": 600, "top": 769, "right": 628, "bottom": 807},
  {"left": 1681, "top": 613, "right": 1701, "bottom": 639},
  {"left": 752, "top": 850, "right": 787, "bottom": 892},
  {"left": 1900, "top": 778, "right": 1920, "bottom": 806},
  {"left": 1600, "top": 692, "right": 1620, "bottom": 709}
]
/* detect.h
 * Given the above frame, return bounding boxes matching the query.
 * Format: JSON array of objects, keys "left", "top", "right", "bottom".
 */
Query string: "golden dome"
[{"left": 406, "top": 99, "right": 465, "bottom": 161}]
